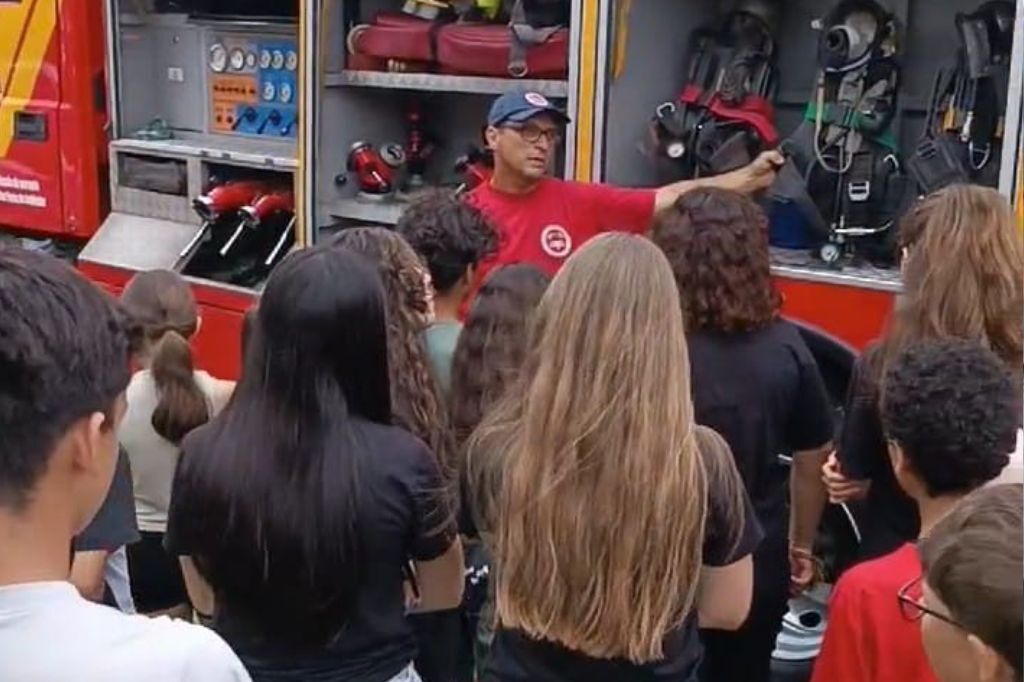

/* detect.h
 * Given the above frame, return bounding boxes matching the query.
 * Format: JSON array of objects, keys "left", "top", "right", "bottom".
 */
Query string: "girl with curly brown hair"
[
  {"left": 825, "top": 184, "right": 1024, "bottom": 561},
  {"left": 652, "top": 188, "right": 835, "bottom": 682},
  {"left": 329, "top": 228, "right": 454, "bottom": 474},
  {"left": 329, "top": 227, "right": 460, "bottom": 682}
]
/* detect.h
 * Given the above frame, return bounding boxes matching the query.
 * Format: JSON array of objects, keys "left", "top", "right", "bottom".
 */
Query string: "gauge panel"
[{"left": 207, "top": 34, "right": 298, "bottom": 138}]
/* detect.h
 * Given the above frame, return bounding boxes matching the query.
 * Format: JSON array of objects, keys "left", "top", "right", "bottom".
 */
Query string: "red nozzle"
[
  {"left": 193, "top": 181, "right": 266, "bottom": 221},
  {"left": 240, "top": 191, "right": 295, "bottom": 226}
]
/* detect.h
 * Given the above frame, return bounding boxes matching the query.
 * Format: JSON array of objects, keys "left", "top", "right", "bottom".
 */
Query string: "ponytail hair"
[
  {"left": 121, "top": 270, "right": 210, "bottom": 444},
  {"left": 150, "top": 329, "right": 210, "bottom": 443}
]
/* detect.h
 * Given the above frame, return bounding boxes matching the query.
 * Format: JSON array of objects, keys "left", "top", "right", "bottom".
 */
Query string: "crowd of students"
[{"left": 0, "top": 182, "right": 1021, "bottom": 682}]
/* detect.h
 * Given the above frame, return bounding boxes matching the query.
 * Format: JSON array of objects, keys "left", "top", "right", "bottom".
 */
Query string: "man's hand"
[
  {"left": 822, "top": 451, "right": 871, "bottom": 504},
  {"left": 653, "top": 149, "right": 786, "bottom": 212},
  {"left": 729, "top": 149, "right": 785, "bottom": 194},
  {"left": 789, "top": 546, "right": 817, "bottom": 597}
]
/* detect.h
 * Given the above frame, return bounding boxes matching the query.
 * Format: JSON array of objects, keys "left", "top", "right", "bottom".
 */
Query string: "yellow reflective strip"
[{"left": 0, "top": 0, "right": 58, "bottom": 157}]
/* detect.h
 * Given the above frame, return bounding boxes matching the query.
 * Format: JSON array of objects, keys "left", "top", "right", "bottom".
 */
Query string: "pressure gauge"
[
  {"left": 245, "top": 51, "right": 257, "bottom": 70},
  {"left": 209, "top": 44, "right": 227, "bottom": 72},
  {"left": 285, "top": 50, "right": 298, "bottom": 71},
  {"left": 262, "top": 81, "right": 277, "bottom": 102},
  {"left": 259, "top": 49, "right": 272, "bottom": 69},
  {"left": 278, "top": 82, "right": 293, "bottom": 104},
  {"left": 271, "top": 50, "right": 285, "bottom": 70},
  {"left": 229, "top": 48, "right": 246, "bottom": 72}
]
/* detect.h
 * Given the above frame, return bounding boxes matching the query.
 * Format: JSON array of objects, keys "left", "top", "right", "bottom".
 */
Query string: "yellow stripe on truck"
[
  {"left": 0, "top": 0, "right": 37, "bottom": 92},
  {"left": 0, "top": 0, "right": 59, "bottom": 157},
  {"left": 573, "top": 0, "right": 598, "bottom": 181}
]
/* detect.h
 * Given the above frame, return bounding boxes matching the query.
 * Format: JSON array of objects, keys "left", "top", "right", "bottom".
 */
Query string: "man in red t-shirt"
[
  {"left": 810, "top": 341, "right": 1019, "bottom": 682},
  {"left": 466, "top": 91, "right": 783, "bottom": 287}
]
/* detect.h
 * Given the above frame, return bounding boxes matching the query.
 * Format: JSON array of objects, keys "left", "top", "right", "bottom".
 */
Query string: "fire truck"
[
  {"left": 2, "top": 0, "right": 1022, "bottom": 676},
  {"left": 3, "top": 0, "right": 1022, "bottom": 381}
]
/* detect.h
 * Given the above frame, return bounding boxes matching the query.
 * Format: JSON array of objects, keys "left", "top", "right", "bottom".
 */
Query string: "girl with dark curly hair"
[
  {"left": 449, "top": 265, "right": 550, "bottom": 452},
  {"left": 329, "top": 227, "right": 454, "bottom": 476},
  {"left": 329, "top": 227, "right": 461, "bottom": 682},
  {"left": 652, "top": 188, "right": 835, "bottom": 682},
  {"left": 448, "top": 264, "right": 549, "bottom": 675}
]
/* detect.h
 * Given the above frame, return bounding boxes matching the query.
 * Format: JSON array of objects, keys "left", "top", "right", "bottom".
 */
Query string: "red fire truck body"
[{"left": 0, "top": 0, "right": 109, "bottom": 239}]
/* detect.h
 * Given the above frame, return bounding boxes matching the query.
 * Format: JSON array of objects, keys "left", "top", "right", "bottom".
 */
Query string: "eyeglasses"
[
  {"left": 897, "top": 576, "right": 965, "bottom": 630},
  {"left": 504, "top": 123, "right": 562, "bottom": 145}
]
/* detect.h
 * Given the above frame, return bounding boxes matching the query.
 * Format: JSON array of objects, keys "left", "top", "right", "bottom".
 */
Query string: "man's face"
[
  {"left": 73, "top": 393, "right": 127, "bottom": 534},
  {"left": 487, "top": 113, "right": 562, "bottom": 181}
]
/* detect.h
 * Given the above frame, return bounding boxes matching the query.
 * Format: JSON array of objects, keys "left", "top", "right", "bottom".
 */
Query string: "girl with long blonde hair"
[
  {"left": 826, "top": 184, "right": 1024, "bottom": 559},
  {"left": 467, "top": 233, "right": 760, "bottom": 680}
]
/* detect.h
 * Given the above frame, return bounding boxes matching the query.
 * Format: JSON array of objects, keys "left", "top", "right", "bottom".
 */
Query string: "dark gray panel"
[{"left": 603, "top": 0, "right": 717, "bottom": 187}]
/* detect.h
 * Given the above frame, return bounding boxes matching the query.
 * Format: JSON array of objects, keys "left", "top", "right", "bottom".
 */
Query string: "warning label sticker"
[{"left": 0, "top": 175, "right": 47, "bottom": 208}]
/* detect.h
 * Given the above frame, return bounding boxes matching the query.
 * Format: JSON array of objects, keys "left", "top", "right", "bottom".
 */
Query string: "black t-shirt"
[
  {"left": 687, "top": 321, "right": 835, "bottom": 528},
  {"left": 482, "top": 427, "right": 763, "bottom": 682},
  {"left": 74, "top": 447, "right": 140, "bottom": 610},
  {"left": 166, "top": 419, "right": 457, "bottom": 682},
  {"left": 837, "top": 348, "right": 919, "bottom": 558},
  {"left": 75, "top": 447, "right": 140, "bottom": 553}
]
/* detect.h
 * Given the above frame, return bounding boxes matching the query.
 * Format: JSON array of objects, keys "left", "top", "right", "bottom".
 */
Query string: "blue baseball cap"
[{"left": 487, "top": 91, "right": 570, "bottom": 127}]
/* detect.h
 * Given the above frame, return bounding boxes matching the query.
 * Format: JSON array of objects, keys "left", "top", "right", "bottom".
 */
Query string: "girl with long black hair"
[{"left": 165, "top": 245, "right": 464, "bottom": 681}]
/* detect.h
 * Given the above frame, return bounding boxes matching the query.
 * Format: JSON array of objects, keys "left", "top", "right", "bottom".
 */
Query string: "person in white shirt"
[
  {"left": 118, "top": 269, "right": 234, "bottom": 616},
  {"left": 0, "top": 248, "right": 249, "bottom": 682}
]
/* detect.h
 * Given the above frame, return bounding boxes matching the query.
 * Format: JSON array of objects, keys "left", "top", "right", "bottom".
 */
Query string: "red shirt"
[
  {"left": 466, "top": 177, "right": 656, "bottom": 294},
  {"left": 811, "top": 543, "right": 938, "bottom": 682}
]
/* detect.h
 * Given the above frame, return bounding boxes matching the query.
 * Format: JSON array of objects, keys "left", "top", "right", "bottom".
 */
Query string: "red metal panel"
[
  {"left": 79, "top": 261, "right": 255, "bottom": 380},
  {"left": 0, "top": 0, "right": 63, "bottom": 234},
  {"left": 0, "top": 0, "right": 108, "bottom": 239},
  {"left": 56, "top": 0, "right": 109, "bottom": 237},
  {"left": 774, "top": 276, "right": 895, "bottom": 351}
]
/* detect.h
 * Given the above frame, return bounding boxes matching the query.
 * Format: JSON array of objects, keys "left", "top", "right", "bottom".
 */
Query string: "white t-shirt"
[
  {"left": 120, "top": 370, "right": 233, "bottom": 533},
  {"left": 0, "top": 582, "right": 250, "bottom": 681}
]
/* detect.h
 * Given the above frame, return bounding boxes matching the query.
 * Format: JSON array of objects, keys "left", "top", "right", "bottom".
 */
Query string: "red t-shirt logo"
[{"left": 541, "top": 224, "right": 572, "bottom": 259}]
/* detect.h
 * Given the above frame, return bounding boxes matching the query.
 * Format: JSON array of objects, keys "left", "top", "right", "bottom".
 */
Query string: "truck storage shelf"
[
  {"left": 111, "top": 134, "right": 298, "bottom": 170},
  {"left": 329, "top": 197, "right": 408, "bottom": 225},
  {"left": 769, "top": 248, "right": 903, "bottom": 293},
  {"left": 325, "top": 70, "right": 569, "bottom": 97}
]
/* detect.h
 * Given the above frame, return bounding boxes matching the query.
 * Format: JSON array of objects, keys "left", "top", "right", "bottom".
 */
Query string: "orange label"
[{"left": 210, "top": 75, "right": 258, "bottom": 104}]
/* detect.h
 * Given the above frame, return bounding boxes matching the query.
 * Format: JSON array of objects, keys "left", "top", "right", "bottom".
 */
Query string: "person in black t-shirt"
[
  {"left": 825, "top": 185, "right": 1024, "bottom": 561},
  {"left": 165, "top": 246, "right": 464, "bottom": 682},
  {"left": 465, "top": 234, "right": 762, "bottom": 682},
  {"left": 652, "top": 188, "right": 834, "bottom": 682},
  {"left": 453, "top": 264, "right": 550, "bottom": 674},
  {"left": 72, "top": 447, "right": 141, "bottom": 612}
]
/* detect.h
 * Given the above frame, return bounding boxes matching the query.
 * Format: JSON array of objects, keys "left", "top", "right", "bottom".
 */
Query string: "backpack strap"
[{"left": 507, "top": 0, "right": 563, "bottom": 77}]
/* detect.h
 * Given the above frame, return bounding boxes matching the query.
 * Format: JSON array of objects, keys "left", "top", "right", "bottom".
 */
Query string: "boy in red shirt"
[
  {"left": 811, "top": 340, "right": 1019, "bottom": 682},
  {"left": 466, "top": 91, "right": 783, "bottom": 286}
]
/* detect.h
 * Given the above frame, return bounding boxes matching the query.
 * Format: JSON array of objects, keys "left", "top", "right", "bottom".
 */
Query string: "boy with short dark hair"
[
  {"left": 811, "top": 340, "right": 1019, "bottom": 682},
  {"left": 0, "top": 248, "right": 250, "bottom": 681},
  {"left": 397, "top": 191, "right": 498, "bottom": 392},
  {"left": 918, "top": 484, "right": 1022, "bottom": 682}
]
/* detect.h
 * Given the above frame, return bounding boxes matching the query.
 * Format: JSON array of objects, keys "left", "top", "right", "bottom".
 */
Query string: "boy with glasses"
[
  {"left": 912, "top": 484, "right": 1022, "bottom": 682},
  {"left": 811, "top": 340, "right": 1019, "bottom": 682}
]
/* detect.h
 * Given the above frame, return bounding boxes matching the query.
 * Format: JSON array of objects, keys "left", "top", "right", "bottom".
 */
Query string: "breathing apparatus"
[
  {"left": 651, "top": 0, "right": 781, "bottom": 179},
  {"left": 771, "top": 0, "right": 910, "bottom": 265}
]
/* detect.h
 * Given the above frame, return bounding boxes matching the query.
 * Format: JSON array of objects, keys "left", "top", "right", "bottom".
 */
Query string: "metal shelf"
[
  {"left": 325, "top": 70, "right": 569, "bottom": 98},
  {"left": 111, "top": 133, "right": 298, "bottom": 170},
  {"left": 329, "top": 197, "right": 408, "bottom": 225}
]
